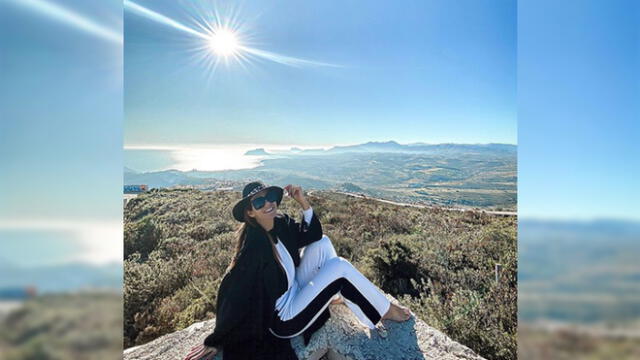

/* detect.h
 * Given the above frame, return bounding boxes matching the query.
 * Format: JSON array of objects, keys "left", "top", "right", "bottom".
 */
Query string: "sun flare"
[
  {"left": 124, "top": 0, "right": 338, "bottom": 78},
  {"left": 208, "top": 28, "right": 240, "bottom": 57}
]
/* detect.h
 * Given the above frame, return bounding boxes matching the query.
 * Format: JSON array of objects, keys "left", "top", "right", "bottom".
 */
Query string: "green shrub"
[
  {"left": 363, "top": 235, "right": 423, "bottom": 297},
  {"left": 124, "top": 216, "right": 161, "bottom": 260}
]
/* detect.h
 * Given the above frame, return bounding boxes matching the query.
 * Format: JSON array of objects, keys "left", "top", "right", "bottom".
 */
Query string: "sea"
[{"left": 124, "top": 144, "right": 300, "bottom": 173}]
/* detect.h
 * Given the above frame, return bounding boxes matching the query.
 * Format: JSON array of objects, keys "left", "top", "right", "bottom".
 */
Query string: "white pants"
[{"left": 269, "top": 235, "right": 391, "bottom": 338}]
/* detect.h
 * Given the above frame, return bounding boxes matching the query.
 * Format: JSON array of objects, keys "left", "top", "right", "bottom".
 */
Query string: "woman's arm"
[
  {"left": 283, "top": 185, "right": 323, "bottom": 249},
  {"left": 202, "top": 242, "right": 263, "bottom": 348}
]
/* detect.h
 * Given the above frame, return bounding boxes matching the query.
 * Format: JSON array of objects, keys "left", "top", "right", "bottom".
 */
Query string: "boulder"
[{"left": 124, "top": 294, "right": 485, "bottom": 360}]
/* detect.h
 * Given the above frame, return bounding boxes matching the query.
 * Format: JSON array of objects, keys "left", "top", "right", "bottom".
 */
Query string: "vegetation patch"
[{"left": 123, "top": 189, "right": 517, "bottom": 360}]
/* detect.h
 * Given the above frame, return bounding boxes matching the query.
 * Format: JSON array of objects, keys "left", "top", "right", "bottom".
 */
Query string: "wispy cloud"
[{"left": 6, "top": 0, "right": 122, "bottom": 44}]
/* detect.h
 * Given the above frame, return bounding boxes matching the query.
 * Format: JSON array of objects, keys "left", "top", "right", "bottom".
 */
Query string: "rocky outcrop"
[{"left": 123, "top": 294, "right": 485, "bottom": 360}]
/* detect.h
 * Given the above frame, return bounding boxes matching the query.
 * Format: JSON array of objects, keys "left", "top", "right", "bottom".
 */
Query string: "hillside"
[
  {"left": 519, "top": 323, "right": 640, "bottom": 360},
  {"left": 517, "top": 219, "right": 640, "bottom": 359},
  {"left": 0, "top": 292, "right": 122, "bottom": 360},
  {"left": 519, "top": 219, "right": 640, "bottom": 324},
  {"left": 123, "top": 189, "right": 517, "bottom": 359}
]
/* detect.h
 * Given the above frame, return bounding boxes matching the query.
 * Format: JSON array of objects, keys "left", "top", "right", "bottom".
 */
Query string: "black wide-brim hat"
[{"left": 232, "top": 181, "right": 284, "bottom": 222}]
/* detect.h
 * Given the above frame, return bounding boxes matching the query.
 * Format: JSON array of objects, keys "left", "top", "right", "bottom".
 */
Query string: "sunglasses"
[{"left": 251, "top": 190, "right": 279, "bottom": 210}]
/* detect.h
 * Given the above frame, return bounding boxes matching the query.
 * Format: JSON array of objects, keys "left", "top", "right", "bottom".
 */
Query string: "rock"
[
  {"left": 123, "top": 294, "right": 485, "bottom": 360},
  {"left": 244, "top": 148, "right": 270, "bottom": 156}
]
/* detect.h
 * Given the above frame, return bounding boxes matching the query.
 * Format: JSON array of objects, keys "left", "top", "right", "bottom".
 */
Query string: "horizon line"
[{"left": 124, "top": 141, "right": 518, "bottom": 151}]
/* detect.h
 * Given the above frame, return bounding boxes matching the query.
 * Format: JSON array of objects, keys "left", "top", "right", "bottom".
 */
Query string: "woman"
[{"left": 184, "top": 181, "right": 411, "bottom": 360}]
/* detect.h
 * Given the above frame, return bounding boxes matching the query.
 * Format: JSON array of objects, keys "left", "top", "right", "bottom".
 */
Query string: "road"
[{"left": 310, "top": 190, "right": 516, "bottom": 217}]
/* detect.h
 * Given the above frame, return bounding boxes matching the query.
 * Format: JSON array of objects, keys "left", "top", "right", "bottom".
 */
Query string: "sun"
[{"left": 208, "top": 28, "right": 240, "bottom": 57}]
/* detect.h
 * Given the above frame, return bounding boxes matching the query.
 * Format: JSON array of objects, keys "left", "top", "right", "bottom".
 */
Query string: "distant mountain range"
[
  {"left": 250, "top": 141, "right": 516, "bottom": 156},
  {"left": 0, "top": 261, "right": 122, "bottom": 293},
  {"left": 125, "top": 141, "right": 517, "bottom": 210},
  {"left": 520, "top": 218, "right": 640, "bottom": 238}
]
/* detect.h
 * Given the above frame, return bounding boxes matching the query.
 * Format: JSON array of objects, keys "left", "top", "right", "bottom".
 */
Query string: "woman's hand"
[
  {"left": 184, "top": 344, "right": 218, "bottom": 360},
  {"left": 284, "top": 184, "right": 310, "bottom": 210}
]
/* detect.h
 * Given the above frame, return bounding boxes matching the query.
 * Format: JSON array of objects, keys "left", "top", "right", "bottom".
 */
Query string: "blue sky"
[
  {"left": 518, "top": 0, "right": 639, "bottom": 220},
  {"left": 0, "top": 0, "right": 123, "bottom": 266},
  {"left": 124, "top": 0, "right": 517, "bottom": 146},
  {"left": 1, "top": 0, "right": 122, "bottom": 222}
]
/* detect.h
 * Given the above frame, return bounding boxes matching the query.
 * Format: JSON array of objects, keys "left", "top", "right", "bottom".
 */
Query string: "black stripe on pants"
[{"left": 269, "top": 277, "right": 382, "bottom": 338}]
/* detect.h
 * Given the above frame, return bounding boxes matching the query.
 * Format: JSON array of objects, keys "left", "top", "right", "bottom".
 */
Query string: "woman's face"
[{"left": 247, "top": 189, "right": 278, "bottom": 224}]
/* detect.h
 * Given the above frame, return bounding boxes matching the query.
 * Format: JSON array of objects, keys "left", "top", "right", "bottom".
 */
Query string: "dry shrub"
[{"left": 123, "top": 189, "right": 516, "bottom": 359}]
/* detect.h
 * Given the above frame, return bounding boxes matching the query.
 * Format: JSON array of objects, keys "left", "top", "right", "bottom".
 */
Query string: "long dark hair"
[{"left": 226, "top": 208, "right": 285, "bottom": 276}]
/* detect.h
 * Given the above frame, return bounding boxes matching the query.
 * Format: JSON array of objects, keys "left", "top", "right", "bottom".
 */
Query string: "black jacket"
[{"left": 203, "top": 210, "right": 328, "bottom": 360}]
